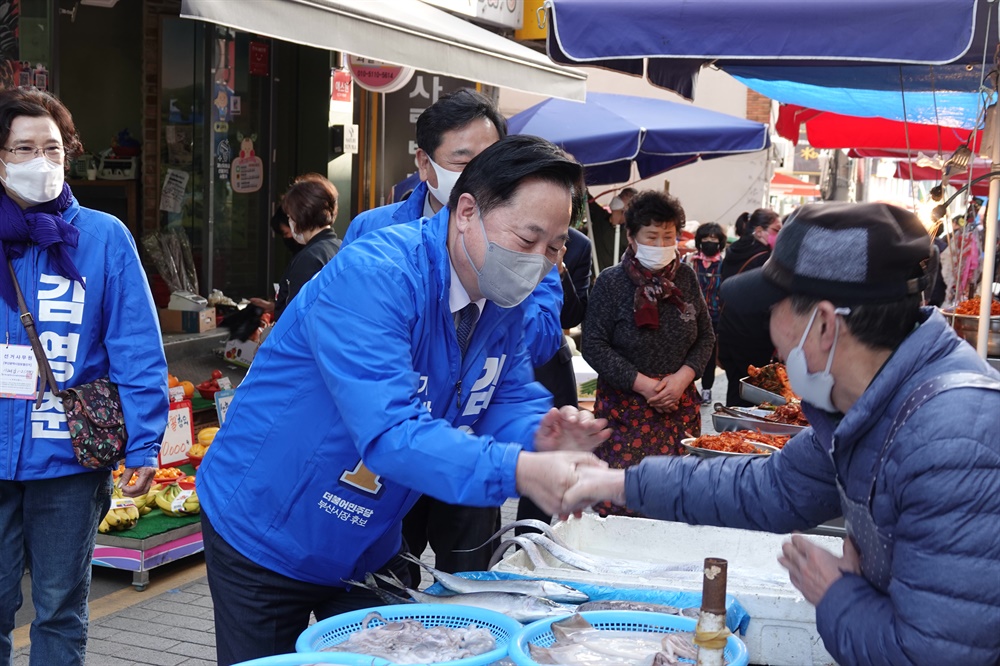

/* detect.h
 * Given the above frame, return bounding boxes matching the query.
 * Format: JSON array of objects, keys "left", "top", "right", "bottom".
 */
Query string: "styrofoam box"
[{"left": 493, "top": 513, "right": 839, "bottom": 666}]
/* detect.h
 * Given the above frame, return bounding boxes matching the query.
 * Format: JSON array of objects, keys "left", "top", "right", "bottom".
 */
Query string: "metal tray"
[
  {"left": 711, "top": 407, "right": 805, "bottom": 435},
  {"left": 680, "top": 437, "right": 778, "bottom": 458},
  {"left": 738, "top": 377, "right": 787, "bottom": 406},
  {"left": 945, "top": 312, "right": 1000, "bottom": 356}
]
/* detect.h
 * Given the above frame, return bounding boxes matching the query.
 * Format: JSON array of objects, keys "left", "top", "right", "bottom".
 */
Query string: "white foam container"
[{"left": 492, "top": 513, "right": 839, "bottom": 665}]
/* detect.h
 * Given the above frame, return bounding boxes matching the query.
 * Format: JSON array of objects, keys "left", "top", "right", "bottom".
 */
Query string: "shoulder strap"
[
  {"left": 866, "top": 371, "right": 1000, "bottom": 503},
  {"left": 736, "top": 251, "right": 768, "bottom": 276},
  {"left": 7, "top": 260, "right": 61, "bottom": 408}
]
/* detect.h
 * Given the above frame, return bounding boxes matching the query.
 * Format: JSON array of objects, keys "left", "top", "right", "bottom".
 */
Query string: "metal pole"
[{"left": 977, "top": 107, "right": 999, "bottom": 359}]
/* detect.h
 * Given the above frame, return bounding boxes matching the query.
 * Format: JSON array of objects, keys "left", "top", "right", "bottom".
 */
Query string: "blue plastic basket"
[
  {"left": 295, "top": 603, "right": 523, "bottom": 666},
  {"left": 508, "top": 610, "right": 749, "bottom": 666},
  {"left": 234, "top": 653, "right": 389, "bottom": 665}
]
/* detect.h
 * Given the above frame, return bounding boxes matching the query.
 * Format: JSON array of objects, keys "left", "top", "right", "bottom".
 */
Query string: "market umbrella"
[
  {"left": 545, "top": 0, "right": 995, "bottom": 125},
  {"left": 775, "top": 104, "right": 980, "bottom": 152},
  {"left": 506, "top": 92, "right": 770, "bottom": 186}
]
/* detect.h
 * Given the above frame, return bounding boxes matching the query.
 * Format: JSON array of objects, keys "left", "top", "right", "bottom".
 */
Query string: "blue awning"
[{"left": 546, "top": 0, "right": 995, "bottom": 108}]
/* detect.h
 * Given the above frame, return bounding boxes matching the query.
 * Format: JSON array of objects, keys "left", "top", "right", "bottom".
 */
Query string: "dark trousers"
[
  {"left": 202, "top": 514, "right": 411, "bottom": 666},
  {"left": 401, "top": 496, "right": 499, "bottom": 584},
  {"left": 0, "top": 471, "right": 110, "bottom": 666}
]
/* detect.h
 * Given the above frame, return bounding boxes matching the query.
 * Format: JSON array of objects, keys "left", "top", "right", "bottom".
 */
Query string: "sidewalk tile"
[
  {"left": 166, "top": 642, "right": 216, "bottom": 661},
  {"left": 88, "top": 644, "right": 186, "bottom": 666}
]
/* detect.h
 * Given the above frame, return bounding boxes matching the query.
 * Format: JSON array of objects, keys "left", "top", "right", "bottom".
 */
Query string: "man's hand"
[
  {"left": 118, "top": 466, "right": 156, "bottom": 497},
  {"left": 534, "top": 406, "right": 611, "bottom": 452},
  {"left": 561, "top": 466, "right": 627, "bottom": 515},
  {"left": 778, "top": 534, "right": 861, "bottom": 606},
  {"left": 516, "top": 450, "right": 607, "bottom": 516}
]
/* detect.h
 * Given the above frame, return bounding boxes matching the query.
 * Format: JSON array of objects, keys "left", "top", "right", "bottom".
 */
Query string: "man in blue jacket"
[
  {"left": 344, "top": 88, "right": 566, "bottom": 578},
  {"left": 563, "top": 202, "right": 1000, "bottom": 665},
  {"left": 197, "top": 135, "right": 609, "bottom": 665}
]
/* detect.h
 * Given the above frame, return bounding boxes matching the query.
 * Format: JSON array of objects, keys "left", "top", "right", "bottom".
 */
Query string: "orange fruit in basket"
[
  {"left": 180, "top": 380, "right": 195, "bottom": 399},
  {"left": 167, "top": 374, "right": 180, "bottom": 388}
]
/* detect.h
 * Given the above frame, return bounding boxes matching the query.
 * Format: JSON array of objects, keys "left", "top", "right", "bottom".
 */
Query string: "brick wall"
[
  {"left": 141, "top": 0, "right": 181, "bottom": 235},
  {"left": 746, "top": 90, "right": 772, "bottom": 125}
]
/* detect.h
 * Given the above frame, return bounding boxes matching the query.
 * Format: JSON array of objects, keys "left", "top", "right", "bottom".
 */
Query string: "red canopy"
[
  {"left": 771, "top": 172, "right": 821, "bottom": 197},
  {"left": 777, "top": 104, "right": 979, "bottom": 152},
  {"left": 894, "top": 161, "right": 993, "bottom": 196}
]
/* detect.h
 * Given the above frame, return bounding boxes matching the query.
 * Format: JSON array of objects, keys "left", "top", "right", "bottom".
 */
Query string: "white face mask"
[
  {"left": 785, "top": 306, "right": 849, "bottom": 412},
  {"left": 1, "top": 155, "right": 64, "bottom": 205},
  {"left": 634, "top": 242, "right": 676, "bottom": 271},
  {"left": 426, "top": 156, "right": 462, "bottom": 207},
  {"left": 288, "top": 219, "right": 306, "bottom": 245}
]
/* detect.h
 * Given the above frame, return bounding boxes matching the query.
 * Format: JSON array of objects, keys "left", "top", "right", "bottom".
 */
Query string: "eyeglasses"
[{"left": 0, "top": 145, "right": 65, "bottom": 161}]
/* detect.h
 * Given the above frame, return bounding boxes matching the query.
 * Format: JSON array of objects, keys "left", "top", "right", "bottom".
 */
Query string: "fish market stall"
[{"left": 493, "top": 513, "right": 841, "bottom": 666}]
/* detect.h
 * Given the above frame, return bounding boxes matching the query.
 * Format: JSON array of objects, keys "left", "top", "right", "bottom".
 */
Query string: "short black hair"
[
  {"left": 415, "top": 88, "right": 507, "bottom": 159},
  {"left": 695, "top": 222, "right": 727, "bottom": 251},
  {"left": 789, "top": 294, "right": 921, "bottom": 350},
  {"left": 624, "top": 190, "right": 686, "bottom": 237},
  {"left": 450, "top": 135, "right": 585, "bottom": 222}
]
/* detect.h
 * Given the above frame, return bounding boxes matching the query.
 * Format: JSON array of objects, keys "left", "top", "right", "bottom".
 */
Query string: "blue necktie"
[{"left": 456, "top": 303, "right": 478, "bottom": 355}]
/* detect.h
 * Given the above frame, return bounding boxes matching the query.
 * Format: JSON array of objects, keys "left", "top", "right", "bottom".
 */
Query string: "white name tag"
[{"left": 0, "top": 344, "right": 39, "bottom": 400}]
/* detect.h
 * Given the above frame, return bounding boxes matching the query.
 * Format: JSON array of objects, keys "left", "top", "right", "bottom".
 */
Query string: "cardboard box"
[
  {"left": 222, "top": 324, "right": 271, "bottom": 367},
  {"left": 158, "top": 307, "right": 216, "bottom": 334}
]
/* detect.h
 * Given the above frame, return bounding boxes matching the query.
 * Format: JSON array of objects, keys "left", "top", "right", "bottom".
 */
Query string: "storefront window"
[{"left": 158, "top": 20, "right": 271, "bottom": 300}]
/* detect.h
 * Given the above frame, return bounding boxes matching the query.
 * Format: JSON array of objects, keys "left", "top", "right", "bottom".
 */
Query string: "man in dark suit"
[{"left": 517, "top": 225, "right": 593, "bottom": 526}]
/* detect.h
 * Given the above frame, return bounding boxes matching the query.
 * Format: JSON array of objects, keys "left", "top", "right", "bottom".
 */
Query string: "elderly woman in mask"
[
  {"left": 582, "top": 190, "right": 714, "bottom": 516},
  {"left": 0, "top": 88, "right": 167, "bottom": 665}
]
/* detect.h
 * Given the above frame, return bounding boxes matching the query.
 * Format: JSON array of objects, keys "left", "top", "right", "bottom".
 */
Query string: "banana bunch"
[
  {"left": 155, "top": 483, "right": 200, "bottom": 517},
  {"left": 137, "top": 483, "right": 161, "bottom": 516},
  {"left": 98, "top": 486, "right": 140, "bottom": 533}
]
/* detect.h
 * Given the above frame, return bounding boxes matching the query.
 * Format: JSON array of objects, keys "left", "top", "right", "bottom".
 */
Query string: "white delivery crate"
[{"left": 493, "top": 513, "right": 839, "bottom": 665}]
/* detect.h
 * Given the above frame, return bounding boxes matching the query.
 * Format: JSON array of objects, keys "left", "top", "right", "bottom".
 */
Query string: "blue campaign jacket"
[
  {"left": 626, "top": 308, "right": 1000, "bottom": 665},
  {"left": 0, "top": 198, "right": 169, "bottom": 481},
  {"left": 197, "top": 207, "right": 553, "bottom": 585},
  {"left": 343, "top": 181, "right": 564, "bottom": 366}
]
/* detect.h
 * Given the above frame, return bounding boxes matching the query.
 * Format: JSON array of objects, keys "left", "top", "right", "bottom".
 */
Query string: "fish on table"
[
  {"left": 325, "top": 611, "right": 496, "bottom": 664},
  {"left": 346, "top": 570, "right": 574, "bottom": 623},
  {"left": 401, "top": 551, "right": 589, "bottom": 603},
  {"left": 529, "top": 613, "right": 699, "bottom": 666}
]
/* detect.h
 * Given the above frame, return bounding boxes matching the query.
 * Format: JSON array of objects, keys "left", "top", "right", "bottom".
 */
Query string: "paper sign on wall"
[
  {"left": 231, "top": 132, "right": 263, "bottom": 194},
  {"left": 159, "top": 400, "right": 194, "bottom": 468},
  {"left": 160, "top": 169, "right": 190, "bottom": 213}
]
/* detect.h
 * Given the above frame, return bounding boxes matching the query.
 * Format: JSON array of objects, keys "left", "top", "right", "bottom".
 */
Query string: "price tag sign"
[
  {"left": 159, "top": 400, "right": 194, "bottom": 468},
  {"left": 168, "top": 385, "right": 186, "bottom": 403},
  {"left": 216, "top": 376, "right": 233, "bottom": 390},
  {"left": 215, "top": 388, "right": 236, "bottom": 425}
]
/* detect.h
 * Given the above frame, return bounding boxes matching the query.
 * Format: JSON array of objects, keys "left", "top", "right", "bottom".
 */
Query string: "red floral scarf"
[{"left": 621, "top": 246, "right": 695, "bottom": 329}]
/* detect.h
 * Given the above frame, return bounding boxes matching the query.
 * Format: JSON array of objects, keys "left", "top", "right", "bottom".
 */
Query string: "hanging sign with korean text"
[{"left": 347, "top": 55, "right": 414, "bottom": 94}]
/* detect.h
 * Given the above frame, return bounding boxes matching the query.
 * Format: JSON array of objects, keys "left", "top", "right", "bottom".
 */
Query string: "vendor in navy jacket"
[
  {"left": 197, "top": 135, "right": 610, "bottom": 666},
  {"left": 344, "top": 88, "right": 565, "bottom": 578},
  {"left": 563, "top": 202, "right": 1000, "bottom": 666}
]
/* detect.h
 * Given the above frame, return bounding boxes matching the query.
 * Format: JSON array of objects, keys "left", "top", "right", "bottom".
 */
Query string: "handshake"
[{"left": 516, "top": 406, "right": 629, "bottom": 516}]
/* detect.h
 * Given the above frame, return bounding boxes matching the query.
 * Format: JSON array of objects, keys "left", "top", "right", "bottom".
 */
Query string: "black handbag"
[{"left": 8, "top": 261, "right": 127, "bottom": 468}]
